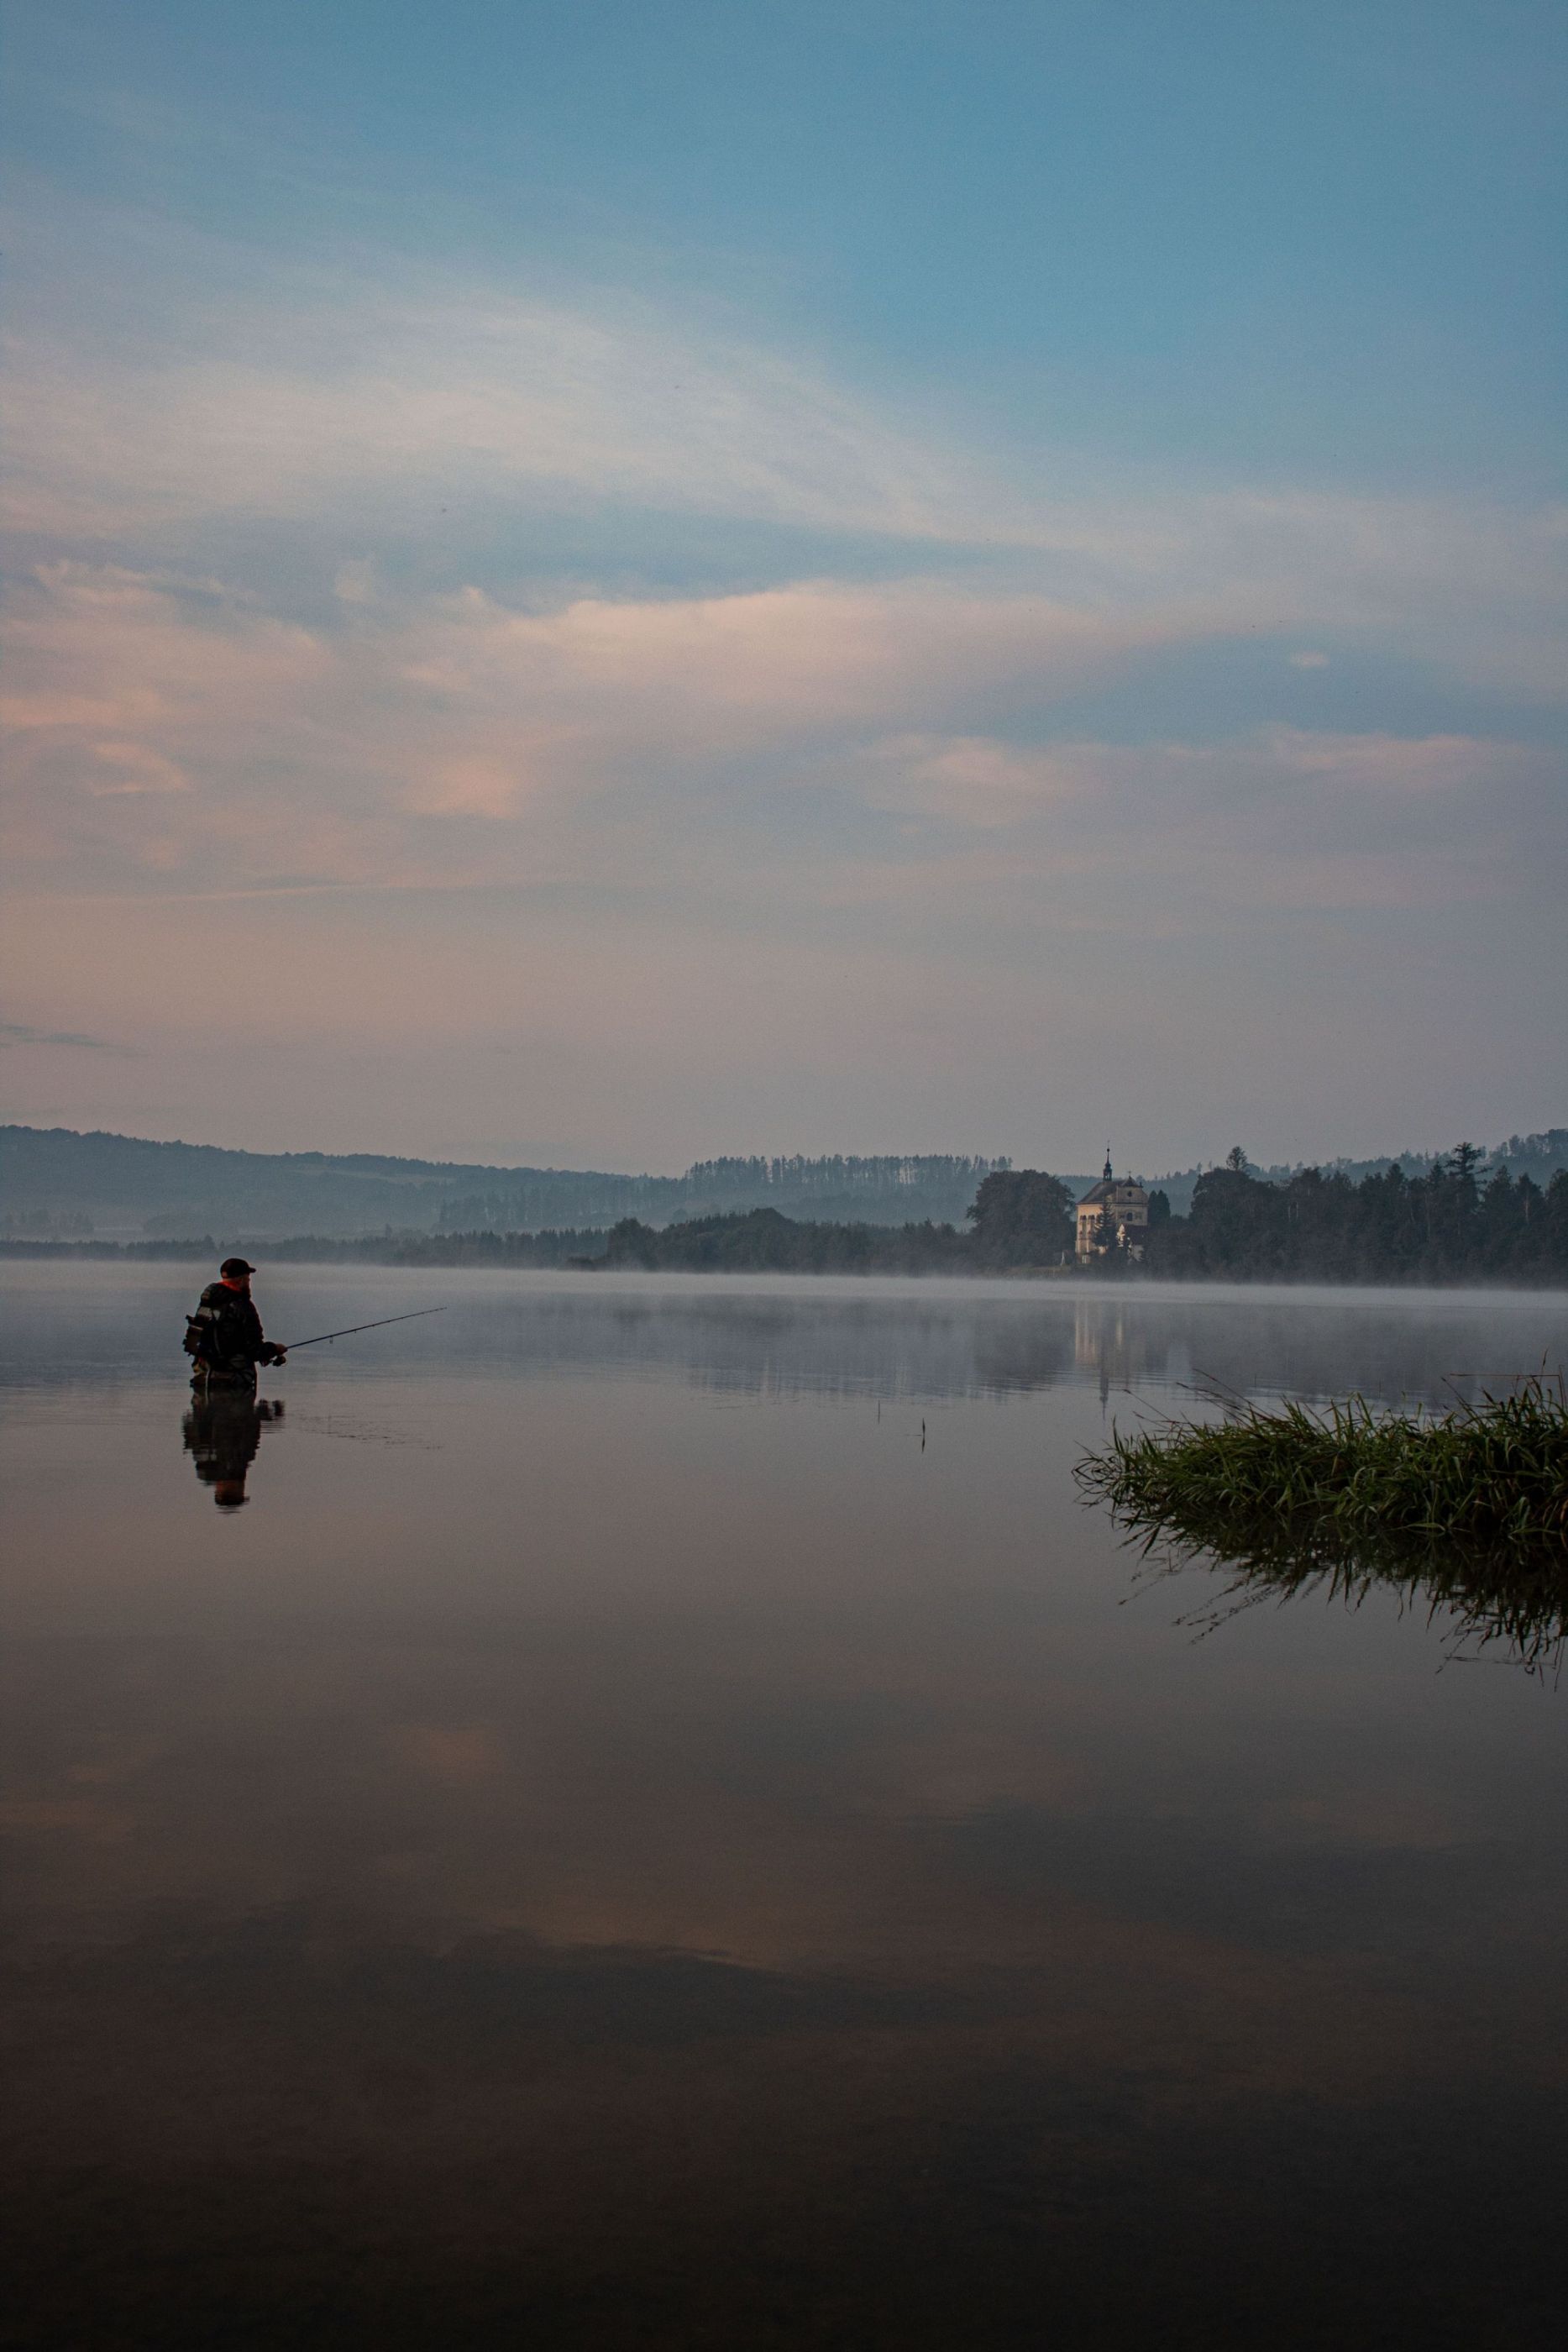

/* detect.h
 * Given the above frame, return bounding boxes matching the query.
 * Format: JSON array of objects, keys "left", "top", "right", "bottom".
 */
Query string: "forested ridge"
[
  {"left": 6, "top": 1147, "right": 1566, "bottom": 1286},
  {"left": 0, "top": 1126, "right": 1007, "bottom": 1237}
]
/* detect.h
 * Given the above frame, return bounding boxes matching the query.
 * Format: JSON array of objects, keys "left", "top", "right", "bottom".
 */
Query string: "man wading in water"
[{"left": 184, "top": 1257, "right": 288, "bottom": 1395}]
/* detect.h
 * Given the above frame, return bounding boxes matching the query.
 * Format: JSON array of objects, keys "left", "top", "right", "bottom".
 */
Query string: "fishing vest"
[{"left": 185, "top": 1283, "right": 266, "bottom": 1373}]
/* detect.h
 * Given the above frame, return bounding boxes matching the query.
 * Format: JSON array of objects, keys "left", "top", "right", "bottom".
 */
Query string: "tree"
[
  {"left": 1175, "top": 1162, "right": 1289, "bottom": 1273},
  {"left": 967, "top": 1170, "right": 1075, "bottom": 1265}
]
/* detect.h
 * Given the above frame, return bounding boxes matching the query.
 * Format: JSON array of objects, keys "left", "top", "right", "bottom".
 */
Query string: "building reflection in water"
[
  {"left": 1073, "top": 1299, "right": 1171, "bottom": 1404},
  {"left": 181, "top": 1393, "right": 286, "bottom": 1509}
]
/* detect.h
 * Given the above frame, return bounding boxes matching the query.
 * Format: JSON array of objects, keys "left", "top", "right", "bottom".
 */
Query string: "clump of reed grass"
[
  {"left": 1078, "top": 1377, "right": 1568, "bottom": 1548},
  {"left": 1076, "top": 1377, "right": 1568, "bottom": 1672}
]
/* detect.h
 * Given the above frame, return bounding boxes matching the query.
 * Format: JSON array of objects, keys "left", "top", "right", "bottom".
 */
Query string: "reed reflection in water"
[{"left": 1111, "top": 1503, "right": 1568, "bottom": 1679}]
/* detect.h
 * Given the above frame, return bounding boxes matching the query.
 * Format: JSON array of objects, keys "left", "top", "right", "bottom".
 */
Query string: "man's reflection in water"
[{"left": 181, "top": 1393, "right": 285, "bottom": 1510}]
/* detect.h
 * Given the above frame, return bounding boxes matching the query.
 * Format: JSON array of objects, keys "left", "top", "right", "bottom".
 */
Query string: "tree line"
[
  {"left": 591, "top": 1172, "right": 1075, "bottom": 1273},
  {"left": 435, "top": 1152, "right": 1009, "bottom": 1234},
  {"left": 7, "top": 1148, "right": 1565, "bottom": 1285},
  {"left": 590, "top": 1151, "right": 1568, "bottom": 1283},
  {"left": 1141, "top": 1147, "right": 1568, "bottom": 1283}
]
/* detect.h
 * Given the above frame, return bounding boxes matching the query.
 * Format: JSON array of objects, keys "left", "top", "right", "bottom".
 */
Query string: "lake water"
[{"left": 3, "top": 1263, "right": 1567, "bottom": 2349}]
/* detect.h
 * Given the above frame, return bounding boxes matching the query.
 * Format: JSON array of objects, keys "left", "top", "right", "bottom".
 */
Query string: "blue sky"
[{"left": 3, "top": 1, "right": 1564, "bottom": 1170}]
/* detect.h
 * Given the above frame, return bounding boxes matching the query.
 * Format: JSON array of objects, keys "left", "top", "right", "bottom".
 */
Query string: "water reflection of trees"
[
  {"left": 14, "top": 1274, "right": 1558, "bottom": 1415},
  {"left": 1062, "top": 1294, "right": 1565, "bottom": 1415},
  {"left": 415, "top": 1293, "right": 1082, "bottom": 1402},
  {"left": 427, "top": 1287, "right": 1563, "bottom": 1411}
]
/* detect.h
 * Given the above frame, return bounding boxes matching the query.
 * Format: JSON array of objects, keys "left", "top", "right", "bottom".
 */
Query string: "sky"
[{"left": 3, "top": 0, "right": 1564, "bottom": 1175}]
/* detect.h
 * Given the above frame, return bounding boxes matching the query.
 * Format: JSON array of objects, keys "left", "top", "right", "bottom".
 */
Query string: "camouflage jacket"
[{"left": 185, "top": 1283, "right": 270, "bottom": 1372}]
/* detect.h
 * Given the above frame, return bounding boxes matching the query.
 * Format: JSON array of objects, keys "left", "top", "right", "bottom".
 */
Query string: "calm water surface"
[{"left": 3, "top": 1265, "right": 1567, "bottom": 2349}]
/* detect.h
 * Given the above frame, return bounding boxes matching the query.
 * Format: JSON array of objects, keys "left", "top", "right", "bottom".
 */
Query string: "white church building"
[{"left": 1075, "top": 1154, "right": 1151, "bottom": 1263}]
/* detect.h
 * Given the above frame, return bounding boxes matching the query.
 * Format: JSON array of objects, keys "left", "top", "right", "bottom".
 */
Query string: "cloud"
[
  {"left": 0, "top": 1021, "right": 128, "bottom": 1052},
  {"left": 4, "top": 208, "right": 1565, "bottom": 701},
  {"left": 837, "top": 726, "right": 1563, "bottom": 915},
  {"left": 0, "top": 562, "right": 1195, "bottom": 889},
  {"left": 3, "top": 202, "right": 1565, "bottom": 1162},
  {"left": 2, "top": 249, "right": 997, "bottom": 549},
  {"left": 5, "top": 543, "right": 1559, "bottom": 940}
]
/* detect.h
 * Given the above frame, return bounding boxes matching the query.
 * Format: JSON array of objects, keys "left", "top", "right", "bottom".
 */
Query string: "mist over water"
[{"left": 4, "top": 1265, "right": 1567, "bottom": 2348}]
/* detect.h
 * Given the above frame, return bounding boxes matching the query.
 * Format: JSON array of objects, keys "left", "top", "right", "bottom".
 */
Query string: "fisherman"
[{"left": 184, "top": 1257, "right": 287, "bottom": 1394}]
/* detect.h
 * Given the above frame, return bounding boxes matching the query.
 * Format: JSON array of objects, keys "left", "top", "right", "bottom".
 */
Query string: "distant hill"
[
  {"left": 4, "top": 1122, "right": 1560, "bottom": 1244},
  {"left": 0, "top": 1126, "right": 1009, "bottom": 1242}
]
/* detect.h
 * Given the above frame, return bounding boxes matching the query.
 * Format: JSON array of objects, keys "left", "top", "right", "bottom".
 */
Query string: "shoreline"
[{"left": 5, "top": 1235, "right": 1568, "bottom": 1297}]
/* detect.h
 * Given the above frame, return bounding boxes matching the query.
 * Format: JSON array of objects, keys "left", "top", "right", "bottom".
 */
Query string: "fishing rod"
[{"left": 278, "top": 1307, "right": 448, "bottom": 1352}]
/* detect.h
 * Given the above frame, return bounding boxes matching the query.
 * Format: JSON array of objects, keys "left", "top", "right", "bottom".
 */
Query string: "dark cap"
[{"left": 219, "top": 1257, "right": 256, "bottom": 1278}]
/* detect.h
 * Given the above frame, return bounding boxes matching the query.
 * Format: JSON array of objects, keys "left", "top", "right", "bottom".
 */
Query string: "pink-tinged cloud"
[
  {"left": 852, "top": 726, "right": 1549, "bottom": 854},
  {"left": 0, "top": 565, "right": 1193, "bottom": 885},
  {"left": 3, "top": 551, "right": 1558, "bottom": 948}
]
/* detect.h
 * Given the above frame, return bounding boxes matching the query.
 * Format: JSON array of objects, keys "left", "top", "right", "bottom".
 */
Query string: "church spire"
[{"left": 1103, "top": 1145, "right": 1114, "bottom": 1182}]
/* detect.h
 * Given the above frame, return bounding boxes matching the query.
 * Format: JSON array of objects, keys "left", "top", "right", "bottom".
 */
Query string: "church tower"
[{"left": 1076, "top": 1151, "right": 1151, "bottom": 1263}]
